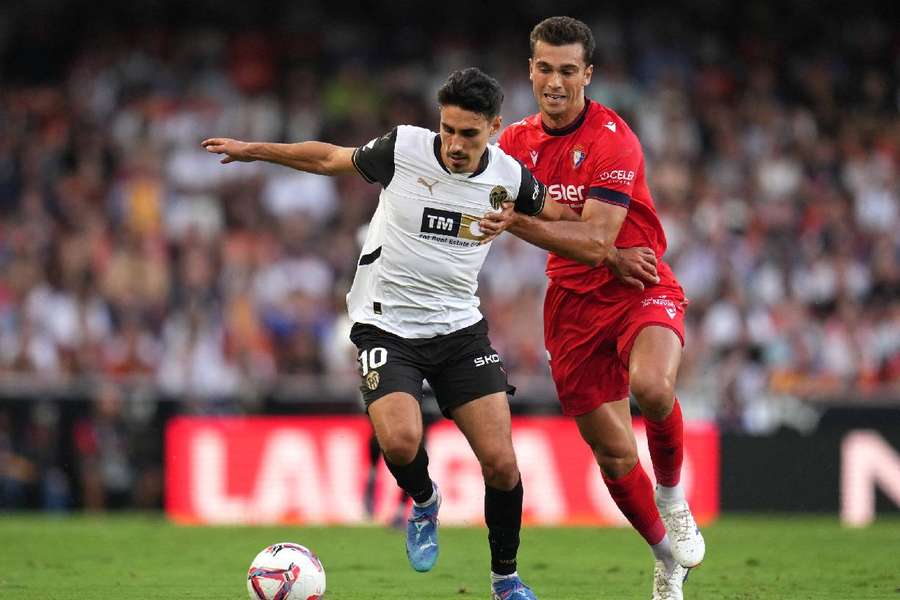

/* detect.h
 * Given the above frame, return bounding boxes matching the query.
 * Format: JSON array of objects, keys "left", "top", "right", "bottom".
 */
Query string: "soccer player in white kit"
[{"left": 204, "top": 68, "right": 567, "bottom": 600}]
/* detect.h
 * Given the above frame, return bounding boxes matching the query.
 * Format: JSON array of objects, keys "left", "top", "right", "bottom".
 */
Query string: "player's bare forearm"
[
  {"left": 246, "top": 141, "right": 353, "bottom": 174},
  {"left": 201, "top": 138, "right": 355, "bottom": 175},
  {"left": 535, "top": 199, "right": 581, "bottom": 222},
  {"left": 557, "top": 205, "right": 581, "bottom": 221},
  {"left": 509, "top": 217, "right": 614, "bottom": 267}
]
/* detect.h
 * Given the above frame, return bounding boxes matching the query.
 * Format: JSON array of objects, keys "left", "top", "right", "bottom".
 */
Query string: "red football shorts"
[{"left": 543, "top": 281, "right": 686, "bottom": 416}]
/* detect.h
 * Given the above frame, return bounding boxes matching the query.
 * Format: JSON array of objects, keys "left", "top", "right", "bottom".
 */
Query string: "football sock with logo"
[
  {"left": 485, "top": 478, "right": 523, "bottom": 576},
  {"left": 384, "top": 444, "right": 434, "bottom": 505},
  {"left": 645, "top": 398, "right": 685, "bottom": 488},
  {"left": 603, "top": 463, "right": 667, "bottom": 545}
]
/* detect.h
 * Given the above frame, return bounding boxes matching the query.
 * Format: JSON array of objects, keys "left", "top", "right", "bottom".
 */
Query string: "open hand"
[{"left": 201, "top": 138, "right": 253, "bottom": 164}]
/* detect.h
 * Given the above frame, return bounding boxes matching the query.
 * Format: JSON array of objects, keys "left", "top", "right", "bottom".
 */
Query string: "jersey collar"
[
  {"left": 433, "top": 135, "right": 490, "bottom": 178},
  {"left": 541, "top": 98, "right": 592, "bottom": 136}
]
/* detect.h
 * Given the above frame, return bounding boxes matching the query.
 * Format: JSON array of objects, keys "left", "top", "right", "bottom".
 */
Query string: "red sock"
[
  {"left": 603, "top": 463, "right": 666, "bottom": 545},
  {"left": 644, "top": 398, "right": 684, "bottom": 487}
]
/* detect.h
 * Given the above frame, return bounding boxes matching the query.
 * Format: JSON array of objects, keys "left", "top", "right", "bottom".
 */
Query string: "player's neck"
[{"left": 540, "top": 96, "right": 587, "bottom": 131}]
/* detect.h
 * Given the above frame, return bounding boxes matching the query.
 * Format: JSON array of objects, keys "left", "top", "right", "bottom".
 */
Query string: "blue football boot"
[
  {"left": 491, "top": 575, "right": 538, "bottom": 600},
  {"left": 406, "top": 483, "right": 440, "bottom": 572}
]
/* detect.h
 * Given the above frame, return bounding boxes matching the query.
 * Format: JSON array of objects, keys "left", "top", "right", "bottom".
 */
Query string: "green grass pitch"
[{"left": 1, "top": 515, "right": 897, "bottom": 599}]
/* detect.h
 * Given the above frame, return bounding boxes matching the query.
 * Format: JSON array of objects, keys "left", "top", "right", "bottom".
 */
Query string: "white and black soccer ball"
[{"left": 247, "top": 542, "right": 326, "bottom": 600}]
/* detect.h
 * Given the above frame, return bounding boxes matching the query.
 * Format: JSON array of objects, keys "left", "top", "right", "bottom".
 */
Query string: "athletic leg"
[
  {"left": 368, "top": 392, "right": 431, "bottom": 500},
  {"left": 451, "top": 392, "right": 536, "bottom": 600},
  {"left": 575, "top": 397, "right": 686, "bottom": 598},
  {"left": 628, "top": 325, "right": 704, "bottom": 568},
  {"left": 574, "top": 399, "right": 668, "bottom": 548},
  {"left": 629, "top": 325, "right": 683, "bottom": 486},
  {"left": 368, "top": 392, "right": 440, "bottom": 572}
]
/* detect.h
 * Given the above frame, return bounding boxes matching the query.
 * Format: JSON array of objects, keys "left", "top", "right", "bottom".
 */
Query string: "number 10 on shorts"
[{"left": 359, "top": 347, "right": 387, "bottom": 374}]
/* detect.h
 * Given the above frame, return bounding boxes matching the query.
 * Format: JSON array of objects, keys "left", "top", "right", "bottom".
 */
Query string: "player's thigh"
[
  {"left": 367, "top": 391, "right": 424, "bottom": 459},
  {"left": 627, "top": 325, "right": 683, "bottom": 418},
  {"left": 574, "top": 398, "right": 638, "bottom": 468},
  {"left": 629, "top": 325, "right": 682, "bottom": 385},
  {"left": 617, "top": 289, "right": 685, "bottom": 403},
  {"left": 350, "top": 324, "right": 428, "bottom": 457}
]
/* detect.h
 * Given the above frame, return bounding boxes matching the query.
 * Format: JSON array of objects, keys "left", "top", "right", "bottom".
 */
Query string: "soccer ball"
[{"left": 247, "top": 542, "right": 326, "bottom": 600}]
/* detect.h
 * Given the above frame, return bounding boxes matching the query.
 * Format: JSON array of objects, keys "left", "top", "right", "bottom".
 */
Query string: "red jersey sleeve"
[{"left": 586, "top": 132, "right": 643, "bottom": 209}]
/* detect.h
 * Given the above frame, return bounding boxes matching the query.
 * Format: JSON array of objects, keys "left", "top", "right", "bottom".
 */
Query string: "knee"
[
  {"left": 630, "top": 374, "right": 676, "bottom": 420},
  {"left": 589, "top": 440, "right": 638, "bottom": 480},
  {"left": 379, "top": 430, "right": 421, "bottom": 465},
  {"left": 480, "top": 453, "right": 520, "bottom": 490}
]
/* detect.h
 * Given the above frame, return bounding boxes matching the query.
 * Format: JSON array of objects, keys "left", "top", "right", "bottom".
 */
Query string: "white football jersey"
[{"left": 348, "top": 125, "right": 545, "bottom": 338}]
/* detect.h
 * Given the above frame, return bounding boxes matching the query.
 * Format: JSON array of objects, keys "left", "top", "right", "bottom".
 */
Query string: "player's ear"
[
  {"left": 490, "top": 115, "right": 502, "bottom": 137},
  {"left": 584, "top": 64, "right": 593, "bottom": 86},
  {"left": 528, "top": 58, "right": 534, "bottom": 81}
]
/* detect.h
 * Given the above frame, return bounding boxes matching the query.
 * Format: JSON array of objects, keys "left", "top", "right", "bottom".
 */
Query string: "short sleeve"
[
  {"left": 352, "top": 127, "right": 397, "bottom": 186},
  {"left": 587, "top": 135, "right": 643, "bottom": 208},
  {"left": 513, "top": 162, "right": 547, "bottom": 216}
]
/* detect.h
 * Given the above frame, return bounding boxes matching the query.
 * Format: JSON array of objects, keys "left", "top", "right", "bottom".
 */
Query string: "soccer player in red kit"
[{"left": 486, "top": 16, "right": 705, "bottom": 600}]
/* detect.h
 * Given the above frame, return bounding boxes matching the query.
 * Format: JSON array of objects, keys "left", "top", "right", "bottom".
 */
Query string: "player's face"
[
  {"left": 438, "top": 105, "right": 501, "bottom": 173},
  {"left": 529, "top": 41, "right": 593, "bottom": 124}
]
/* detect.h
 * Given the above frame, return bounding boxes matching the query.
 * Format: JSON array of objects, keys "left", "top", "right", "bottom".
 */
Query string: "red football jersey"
[{"left": 499, "top": 99, "right": 678, "bottom": 297}]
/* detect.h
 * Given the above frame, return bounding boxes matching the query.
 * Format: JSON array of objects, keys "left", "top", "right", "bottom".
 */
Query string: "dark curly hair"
[
  {"left": 437, "top": 67, "right": 504, "bottom": 119},
  {"left": 530, "top": 16, "right": 595, "bottom": 65}
]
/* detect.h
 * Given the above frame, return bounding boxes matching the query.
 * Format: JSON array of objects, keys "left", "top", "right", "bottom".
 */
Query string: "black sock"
[
  {"left": 485, "top": 478, "right": 523, "bottom": 575},
  {"left": 384, "top": 445, "right": 434, "bottom": 504}
]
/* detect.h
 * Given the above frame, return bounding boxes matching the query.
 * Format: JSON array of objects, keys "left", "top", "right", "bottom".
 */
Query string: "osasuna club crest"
[{"left": 572, "top": 145, "right": 586, "bottom": 168}]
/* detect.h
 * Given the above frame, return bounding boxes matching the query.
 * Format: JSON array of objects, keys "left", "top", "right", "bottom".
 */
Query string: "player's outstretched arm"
[{"left": 201, "top": 138, "right": 357, "bottom": 176}]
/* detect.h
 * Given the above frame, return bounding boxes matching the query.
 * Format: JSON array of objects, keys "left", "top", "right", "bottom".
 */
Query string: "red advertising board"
[{"left": 165, "top": 416, "right": 718, "bottom": 526}]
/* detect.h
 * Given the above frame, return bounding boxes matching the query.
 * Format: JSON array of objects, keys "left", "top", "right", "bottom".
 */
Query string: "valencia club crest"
[{"left": 572, "top": 144, "right": 586, "bottom": 168}]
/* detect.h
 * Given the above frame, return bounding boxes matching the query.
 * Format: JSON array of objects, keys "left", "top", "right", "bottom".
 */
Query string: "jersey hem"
[{"left": 350, "top": 312, "right": 484, "bottom": 340}]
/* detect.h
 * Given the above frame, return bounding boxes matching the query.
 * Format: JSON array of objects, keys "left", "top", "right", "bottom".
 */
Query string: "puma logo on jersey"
[
  {"left": 529, "top": 150, "right": 539, "bottom": 166},
  {"left": 604, "top": 121, "right": 616, "bottom": 132},
  {"left": 417, "top": 177, "right": 439, "bottom": 195}
]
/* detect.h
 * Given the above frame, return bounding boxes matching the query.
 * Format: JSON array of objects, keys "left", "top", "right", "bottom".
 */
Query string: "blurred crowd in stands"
[{"left": 0, "top": 2, "right": 898, "bottom": 508}]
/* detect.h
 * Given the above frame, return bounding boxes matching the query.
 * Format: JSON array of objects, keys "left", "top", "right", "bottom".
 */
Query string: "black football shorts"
[{"left": 349, "top": 319, "right": 515, "bottom": 418}]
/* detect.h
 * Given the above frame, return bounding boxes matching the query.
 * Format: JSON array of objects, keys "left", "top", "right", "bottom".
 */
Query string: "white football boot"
[
  {"left": 655, "top": 494, "right": 705, "bottom": 568},
  {"left": 651, "top": 561, "right": 690, "bottom": 600}
]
